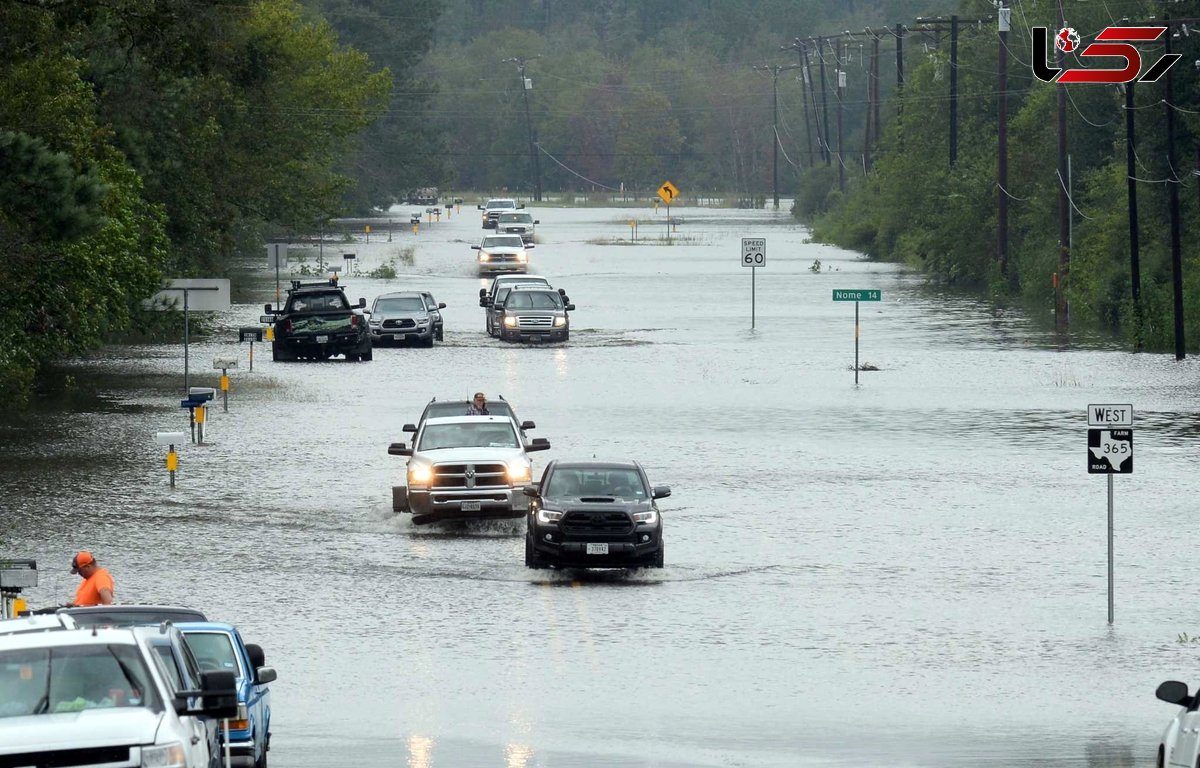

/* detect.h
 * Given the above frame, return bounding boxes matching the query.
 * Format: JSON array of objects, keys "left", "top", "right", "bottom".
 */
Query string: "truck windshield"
[
  {"left": 290, "top": 293, "right": 348, "bottom": 312},
  {"left": 419, "top": 423, "right": 519, "bottom": 450},
  {"left": 545, "top": 468, "right": 647, "bottom": 500},
  {"left": 487, "top": 201, "right": 516, "bottom": 210},
  {"left": 375, "top": 297, "right": 426, "bottom": 312},
  {"left": 483, "top": 236, "right": 524, "bottom": 249},
  {"left": 0, "top": 644, "right": 161, "bottom": 718},
  {"left": 505, "top": 291, "right": 562, "bottom": 310}
]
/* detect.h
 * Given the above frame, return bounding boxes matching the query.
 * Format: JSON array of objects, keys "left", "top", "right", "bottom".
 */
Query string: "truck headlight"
[
  {"left": 407, "top": 463, "right": 432, "bottom": 486},
  {"left": 504, "top": 316, "right": 517, "bottom": 327},
  {"left": 553, "top": 316, "right": 566, "bottom": 327},
  {"left": 479, "top": 253, "right": 491, "bottom": 262},
  {"left": 632, "top": 509, "right": 658, "bottom": 525},
  {"left": 141, "top": 743, "right": 187, "bottom": 767},
  {"left": 516, "top": 253, "right": 527, "bottom": 262},
  {"left": 537, "top": 507, "right": 563, "bottom": 524},
  {"left": 507, "top": 462, "right": 531, "bottom": 482}
]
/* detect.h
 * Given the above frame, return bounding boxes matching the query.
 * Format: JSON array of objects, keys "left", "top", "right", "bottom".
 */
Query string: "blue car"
[{"left": 179, "top": 622, "right": 275, "bottom": 768}]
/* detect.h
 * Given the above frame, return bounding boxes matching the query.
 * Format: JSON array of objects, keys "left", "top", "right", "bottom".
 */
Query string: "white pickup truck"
[{"left": 389, "top": 415, "right": 551, "bottom": 524}]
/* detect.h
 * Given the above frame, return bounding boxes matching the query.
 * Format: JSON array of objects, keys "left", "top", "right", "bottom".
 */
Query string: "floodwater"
[{"left": 3, "top": 202, "right": 1200, "bottom": 768}]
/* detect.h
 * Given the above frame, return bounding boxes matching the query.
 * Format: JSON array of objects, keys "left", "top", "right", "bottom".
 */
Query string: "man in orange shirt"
[{"left": 67, "top": 551, "right": 114, "bottom": 606}]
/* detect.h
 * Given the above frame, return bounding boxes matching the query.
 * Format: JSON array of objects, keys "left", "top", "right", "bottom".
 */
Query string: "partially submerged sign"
[{"left": 144, "top": 279, "right": 231, "bottom": 312}]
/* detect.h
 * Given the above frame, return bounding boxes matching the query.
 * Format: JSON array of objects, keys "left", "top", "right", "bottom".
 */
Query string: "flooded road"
[{"left": 4, "top": 203, "right": 1199, "bottom": 767}]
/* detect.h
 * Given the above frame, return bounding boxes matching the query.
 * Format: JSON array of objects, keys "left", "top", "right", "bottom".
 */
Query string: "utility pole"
[
  {"left": 1055, "top": 0, "right": 1070, "bottom": 331},
  {"left": 871, "top": 33, "right": 880, "bottom": 162},
  {"left": 998, "top": 5, "right": 1010, "bottom": 280},
  {"left": 804, "top": 43, "right": 827, "bottom": 163},
  {"left": 819, "top": 40, "right": 831, "bottom": 166},
  {"left": 949, "top": 15, "right": 959, "bottom": 168},
  {"left": 1125, "top": 80, "right": 1141, "bottom": 342},
  {"left": 1164, "top": 16, "right": 1185, "bottom": 359},
  {"left": 756, "top": 63, "right": 804, "bottom": 208},
  {"left": 503, "top": 55, "right": 543, "bottom": 202},
  {"left": 784, "top": 39, "right": 816, "bottom": 167},
  {"left": 835, "top": 40, "right": 845, "bottom": 192},
  {"left": 895, "top": 23, "right": 905, "bottom": 122}
]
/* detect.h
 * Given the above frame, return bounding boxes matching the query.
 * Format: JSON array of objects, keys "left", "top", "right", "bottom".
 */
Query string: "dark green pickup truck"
[{"left": 267, "top": 279, "right": 373, "bottom": 361}]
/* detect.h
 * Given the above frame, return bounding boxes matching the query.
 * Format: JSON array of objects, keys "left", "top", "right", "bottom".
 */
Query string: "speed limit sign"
[{"left": 742, "top": 238, "right": 766, "bottom": 268}]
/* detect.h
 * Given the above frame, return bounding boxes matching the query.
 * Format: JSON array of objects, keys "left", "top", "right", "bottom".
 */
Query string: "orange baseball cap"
[{"left": 70, "top": 551, "right": 95, "bottom": 574}]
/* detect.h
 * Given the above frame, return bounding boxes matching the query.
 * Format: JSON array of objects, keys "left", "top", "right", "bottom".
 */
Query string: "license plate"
[
  {"left": 460, "top": 501, "right": 481, "bottom": 512},
  {"left": 388, "top": 334, "right": 397, "bottom": 341},
  {"left": 530, "top": 335, "right": 543, "bottom": 343},
  {"left": 586, "top": 543, "right": 609, "bottom": 555},
  {"left": 315, "top": 335, "right": 329, "bottom": 343}
]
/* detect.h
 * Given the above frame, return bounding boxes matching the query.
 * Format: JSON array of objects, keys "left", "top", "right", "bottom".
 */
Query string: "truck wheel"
[
  {"left": 652, "top": 544, "right": 664, "bottom": 569},
  {"left": 411, "top": 513, "right": 434, "bottom": 525},
  {"left": 392, "top": 486, "right": 408, "bottom": 513},
  {"left": 361, "top": 347, "right": 373, "bottom": 361},
  {"left": 436, "top": 326, "right": 444, "bottom": 342},
  {"left": 423, "top": 336, "right": 435, "bottom": 348},
  {"left": 525, "top": 535, "right": 547, "bottom": 569},
  {"left": 255, "top": 751, "right": 268, "bottom": 768}
]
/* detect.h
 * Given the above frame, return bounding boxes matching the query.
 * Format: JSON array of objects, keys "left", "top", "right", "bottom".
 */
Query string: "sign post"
[
  {"left": 832, "top": 290, "right": 882, "bottom": 384},
  {"left": 741, "top": 238, "right": 766, "bottom": 328},
  {"left": 657, "top": 180, "right": 679, "bottom": 241},
  {"left": 145, "top": 280, "right": 231, "bottom": 393},
  {"left": 1087, "top": 404, "right": 1133, "bottom": 625},
  {"left": 267, "top": 244, "right": 287, "bottom": 307}
]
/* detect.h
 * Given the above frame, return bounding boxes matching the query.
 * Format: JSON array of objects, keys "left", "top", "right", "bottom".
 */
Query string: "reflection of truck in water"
[
  {"left": 406, "top": 187, "right": 439, "bottom": 205},
  {"left": 266, "top": 279, "right": 373, "bottom": 362}
]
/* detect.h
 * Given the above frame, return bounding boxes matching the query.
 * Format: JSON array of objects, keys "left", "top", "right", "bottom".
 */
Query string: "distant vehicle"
[
  {"left": 0, "top": 623, "right": 237, "bottom": 768},
  {"left": 491, "top": 284, "right": 574, "bottom": 343},
  {"left": 406, "top": 187, "right": 439, "bottom": 206},
  {"left": 523, "top": 460, "right": 670, "bottom": 570},
  {"left": 479, "top": 274, "right": 568, "bottom": 335},
  {"left": 478, "top": 198, "right": 522, "bottom": 229},
  {"left": 179, "top": 622, "right": 275, "bottom": 768},
  {"left": 472, "top": 234, "right": 532, "bottom": 275},
  {"left": 369, "top": 291, "right": 446, "bottom": 347},
  {"left": 265, "top": 278, "right": 372, "bottom": 362},
  {"left": 496, "top": 211, "right": 538, "bottom": 243},
  {"left": 388, "top": 415, "right": 550, "bottom": 524}
]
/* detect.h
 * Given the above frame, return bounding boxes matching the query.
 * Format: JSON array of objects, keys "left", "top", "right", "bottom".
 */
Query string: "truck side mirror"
[
  {"left": 652, "top": 485, "right": 671, "bottom": 499},
  {"left": 402, "top": 424, "right": 417, "bottom": 433},
  {"left": 479, "top": 289, "right": 487, "bottom": 298},
  {"left": 256, "top": 667, "right": 278, "bottom": 684},
  {"left": 565, "top": 304, "right": 575, "bottom": 311},
  {"left": 388, "top": 442, "right": 412, "bottom": 456},
  {"left": 264, "top": 304, "right": 273, "bottom": 313},
  {"left": 527, "top": 438, "right": 551, "bottom": 452},
  {"left": 438, "top": 303, "right": 446, "bottom": 309},
  {"left": 520, "top": 420, "right": 536, "bottom": 430},
  {"left": 534, "top": 220, "right": 540, "bottom": 224},
  {"left": 523, "top": 485, "right": 539, "bottom": 498},
  {"left": 358, "top": 298, "right": 367, "bottom": 308}
]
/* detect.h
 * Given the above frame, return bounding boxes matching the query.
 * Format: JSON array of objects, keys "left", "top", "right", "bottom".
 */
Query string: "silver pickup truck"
[{"left": 389, "top": 415, "right": 550, "bottom": 525}]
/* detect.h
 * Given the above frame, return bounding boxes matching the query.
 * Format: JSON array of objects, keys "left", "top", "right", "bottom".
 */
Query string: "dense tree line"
[
  {"left": 806, "top": 0, "right": 1200, "bottom": 351},
  {"left": 0, "top": 0, "right": 396, "bottom": 399}
]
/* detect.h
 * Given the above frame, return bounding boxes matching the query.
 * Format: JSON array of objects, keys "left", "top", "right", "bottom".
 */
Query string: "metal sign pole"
[
  {"left": 752, "top": 267, "right": 756, "bottom": 329},
  {"left": 1108, "top": 473, "right": 1114, "bottom": 625},
  {"left": 183, "top": 290, "right": 190, "bottom": 394},
  {"left": 854, "top": 300, "right": 860, "bottom": 385}
]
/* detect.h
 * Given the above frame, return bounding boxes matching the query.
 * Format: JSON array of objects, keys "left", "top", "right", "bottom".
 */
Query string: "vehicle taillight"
[
  {"left": 281, "top": 319, "right": 292, "bottom": 335},
  {"left": 350, "top": 314, "right": 359, "bottom": 327}
]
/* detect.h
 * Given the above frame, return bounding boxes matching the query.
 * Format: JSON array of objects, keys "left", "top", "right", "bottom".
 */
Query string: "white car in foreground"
[
  {"left": 1157, "top": 680, "right": 1200, "bottom": 767},
  {"left": 0, "top": 619, "right": 238, "bottom": 768}
]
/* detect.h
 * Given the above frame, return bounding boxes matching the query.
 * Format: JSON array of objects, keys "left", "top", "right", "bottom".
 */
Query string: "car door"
[
  {"left": 422, "top": 293, "right": 442, "bottom": 335},
  {"left": 1169, "top": 710, "right": 1200, "bottom": 768},
  {"left": 149, "top": 641, "right": 215, "bottom": 768}
]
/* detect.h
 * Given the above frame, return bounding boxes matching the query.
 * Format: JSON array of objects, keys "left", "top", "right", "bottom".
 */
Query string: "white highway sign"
[
  {"left": 742, "top": 238, "right": 766, "bottom": 268},
  {"left": 1087, "top": 404, "right": 1133, "bottom": 427}
]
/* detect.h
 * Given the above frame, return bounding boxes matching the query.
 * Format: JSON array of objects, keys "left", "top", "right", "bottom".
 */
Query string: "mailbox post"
[
  {"left": 186, "top": 387, "right": 215, "bottom": 444},
  {"left": 213, "top": 356, "right": 238, "bottom": 412},
  {"left": 155, "top": 431, "right": 186, "bottom": 488},
  {"left": 239, "top": 327, "right": 264, "bottom": 371}
]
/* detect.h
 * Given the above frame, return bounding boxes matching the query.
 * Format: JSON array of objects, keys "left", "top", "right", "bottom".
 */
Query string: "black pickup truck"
[{"left": 267, "top": 279, "right": 373, "bottom": 361}]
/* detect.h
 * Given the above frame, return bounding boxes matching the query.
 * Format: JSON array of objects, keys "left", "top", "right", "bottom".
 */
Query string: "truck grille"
[
  {"left": 503, "top": 226, "right": 527, "bottom": 234},
  {"left": 517, "top": 316, "right": 553, "bottom": 328},
  {"left": 382, "top": 318, "right": 416, "bottom": 329},
  {"left": 488, "top": 254, "right": 517, "bottom": 264},
  {"left": 562, "top": 510, "right": 633, "bottom": 536},
  {"left": 2, "top": 746, "right": 137, "bottom": 767},
  {"left": 432, "top": 463, "right": 509, "bottom": 489}
]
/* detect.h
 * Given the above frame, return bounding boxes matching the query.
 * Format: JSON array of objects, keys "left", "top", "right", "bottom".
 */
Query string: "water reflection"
[
  {"left": 505, "top": 743, "right": 534, "bottom": 768},
  {"left": 406, "top": 735, "right": 434, "bottom": 768}
]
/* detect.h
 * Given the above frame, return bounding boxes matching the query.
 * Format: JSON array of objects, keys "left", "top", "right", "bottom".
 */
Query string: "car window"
[
  {"left": 484, "top": 236, "right": 524, "bottom": 248},
  {"left": 495, "top": 288, "right": 511, "bottom": 305},
  {"left": 0, "top": 644, "right": 161, "bottom": 718},
  {"left": 375, "top": 297, "right": 426, "bottom": 312},
  {"left": 419, "top": 422, "right": 519, "bottom": 450},
  {"left": 424, "top": 297, "right": 438, "bottom": 310},
  {"left": 151, "top": 644, "right": 184, "bottom": 691},
  {"left": 183, "top": 632, "right": 242, "bottom": 681},
  {"left": 425, "top": 402, "right": 514, "bottom": 419},
  {"left": 545, "top": 469, "right": 646, "bottom": 500}
]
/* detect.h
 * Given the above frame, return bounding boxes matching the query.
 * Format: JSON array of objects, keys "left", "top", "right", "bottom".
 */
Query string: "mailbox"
[
  {"left": 0, "top": 559, "right": 38, "bottom": 589},
  {"left": 188, "top": 387, "right": 216, "bottom": 402},
  {"left": 240, "top": 327, "right": 264, "bottom": 342},
  {"left": 155, "top": 431, "right": 187, "bottom": 446},
  {"left": 213, "top": 356, "right": 238, "bottom": 369}
]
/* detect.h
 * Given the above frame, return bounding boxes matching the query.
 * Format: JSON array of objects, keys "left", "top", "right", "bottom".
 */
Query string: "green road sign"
[{"left": 832, "top": 289, "right": 881, "bottom": 302}]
